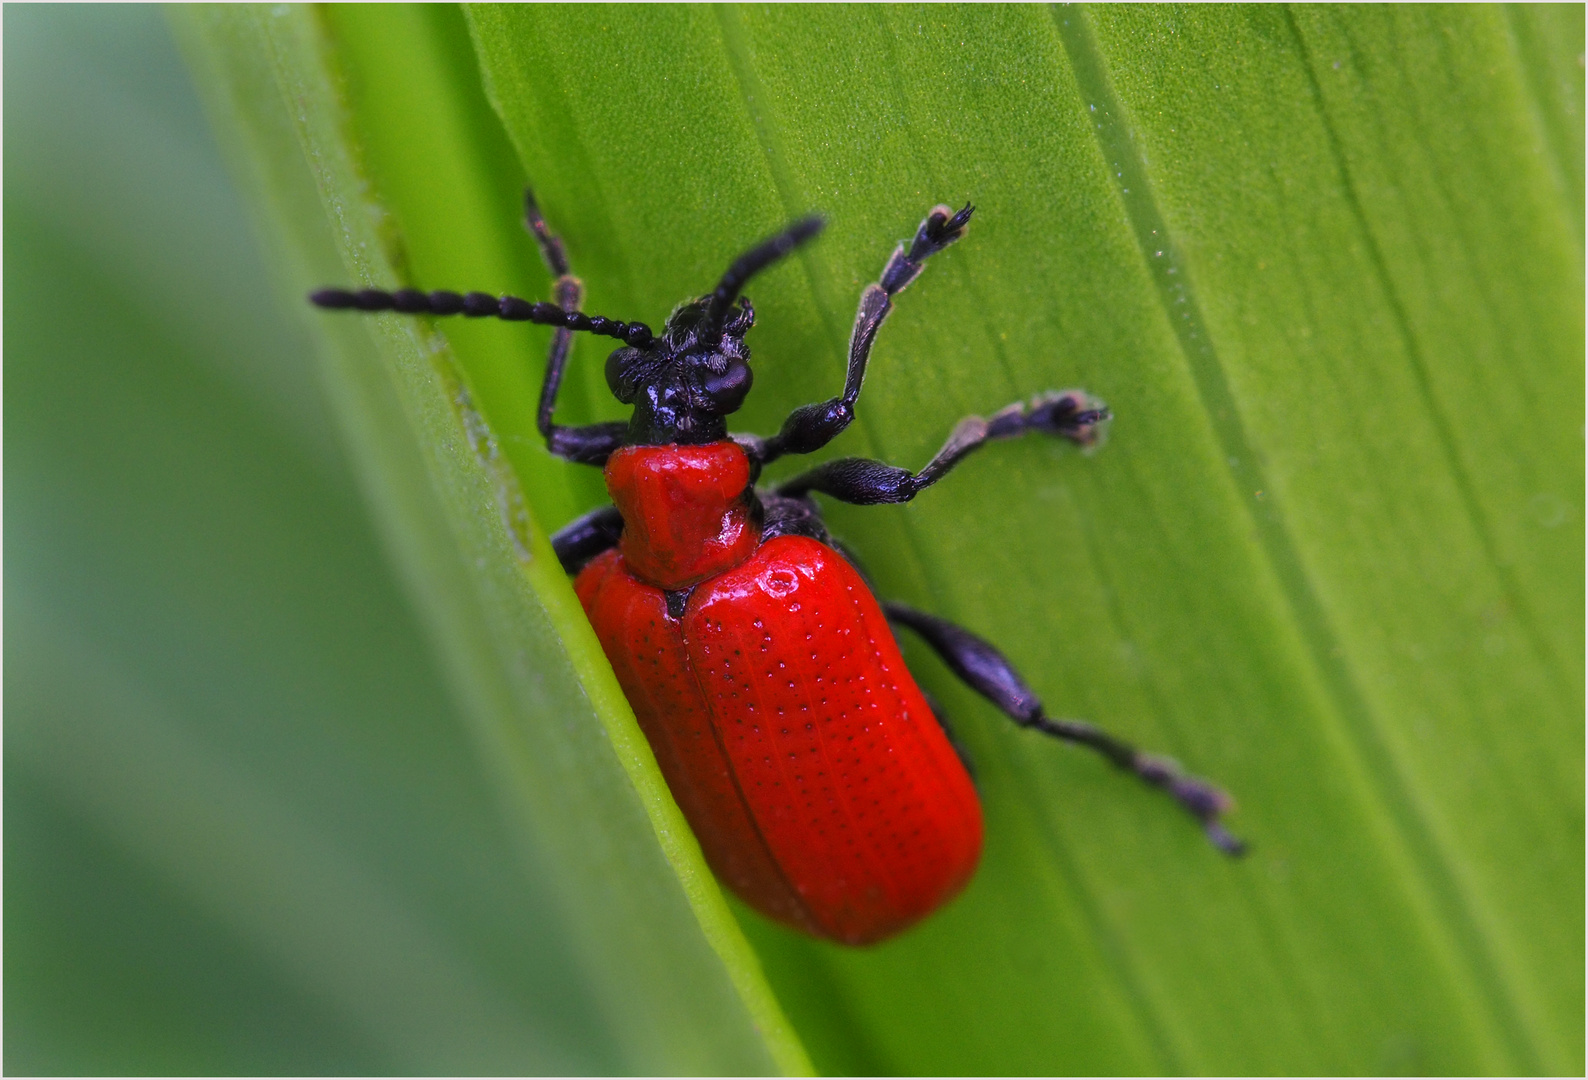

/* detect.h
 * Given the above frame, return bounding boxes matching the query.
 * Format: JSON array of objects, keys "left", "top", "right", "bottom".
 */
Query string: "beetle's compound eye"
[
  {"left": 605, "top": 346, "right": 657, "bottom": 404},
  {"left": 698, "top": 359, "right": 753, "bottom": 415}
]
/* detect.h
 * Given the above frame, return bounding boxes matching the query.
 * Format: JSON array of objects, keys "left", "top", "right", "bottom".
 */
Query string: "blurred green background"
[
  {"left": 6, "top": 6, "right": 624, "bottom": 1072},
  {"left": 8, "top": 4, "right": 1583, "bottom": 1076}
]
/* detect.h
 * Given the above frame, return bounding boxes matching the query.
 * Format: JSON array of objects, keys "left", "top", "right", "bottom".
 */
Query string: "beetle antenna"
[
  {"left": 704, "top": 214, "right": 825, "bottom": 332},
  {"left": 309, "top": 287, "right": 654, "bottom": 348}
]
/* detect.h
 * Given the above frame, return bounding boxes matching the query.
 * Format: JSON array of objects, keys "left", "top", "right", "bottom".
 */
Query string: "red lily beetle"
[{"left": 313, "top": 190, "right": 1243, "bottom": 946}]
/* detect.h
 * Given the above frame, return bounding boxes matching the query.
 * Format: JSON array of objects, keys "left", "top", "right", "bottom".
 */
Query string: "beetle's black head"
[
  {"left": 603, "top": 294, "right": 758, "bottom": 445},
  {"left": 604, "top": 215, "right": 824, "bottom": 445}
]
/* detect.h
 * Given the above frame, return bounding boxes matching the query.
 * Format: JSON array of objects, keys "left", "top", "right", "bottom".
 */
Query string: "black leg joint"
[
  {"left": 762, "top": 398, "right": 854, "bottom": 460},
  {"left": 883, "top": 604, "right": 1045, "bottom": 723},
  {"left": 546, "top": 422, "right": 628, "bottom": 467},
  {"left": 777, "top": 458, "right": 918, "bottom": 505},
  {"left": 758, "top": 493, "right": 833, "bottom": 545},
  {"left": 747, "top": 203, "right": 972, "bottom": 468},
  {"left": 550, "top": 505, "right": 624, "bottom": 575}
]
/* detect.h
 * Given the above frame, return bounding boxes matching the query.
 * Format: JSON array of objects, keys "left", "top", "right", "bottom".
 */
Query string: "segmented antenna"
[
  {"left": 704, "top": 215, "right": 825, "bottom": 331},
  {"left": 308, "top": 287, "right": 653, "bottom": 347}
]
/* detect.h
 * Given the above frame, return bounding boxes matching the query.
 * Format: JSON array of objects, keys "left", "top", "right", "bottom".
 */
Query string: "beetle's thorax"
[{"left": 604, "top": 441, "right": 761, "bottom": 590}]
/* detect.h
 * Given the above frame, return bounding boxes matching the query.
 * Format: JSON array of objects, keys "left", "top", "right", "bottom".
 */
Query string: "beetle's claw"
[{"left": 1030, "top": 390, "right": 1111, "bottom": 449}]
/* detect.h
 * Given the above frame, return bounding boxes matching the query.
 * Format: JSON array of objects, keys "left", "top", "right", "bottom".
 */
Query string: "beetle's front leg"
[
  {"left": 551, "top": 504, "right": 623, "bottom": 574},
  {"left": 525, "top": 188, "right": 629, "bottom": 467},
  {"left": 776, "top": 390, "right": 1108, "bottom": 505},
  {"left": 746, "top": 203, "right": 974, "bottom": 468}
]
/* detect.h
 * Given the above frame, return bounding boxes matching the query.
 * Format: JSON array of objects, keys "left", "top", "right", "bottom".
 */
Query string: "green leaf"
[
  {"left": 167, "top": 5, "right": 806, "bottom": 1074},
  {"left": 8, "top": 6, "right": 631, "bottom": 1073},
  {"left": 12, "top": 4, "right": 1578, "bottom": 1074},
  {"left": 464, "top": 6, "right": 1582, "bottom": 1073}
]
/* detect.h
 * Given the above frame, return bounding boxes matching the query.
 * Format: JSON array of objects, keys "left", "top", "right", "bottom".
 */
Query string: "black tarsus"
[
  {"left": 777, "top": 391, "right": 1110, "bottom": 505},
  {"left": 744, "top": 203, "right": 975, "bottom": 467},
  {"left": 883, "top": 601, "right": 1246, "bottom": 855},
  {"left": 522, "top": 187, "right": 571, "bottom": 277},
  {"left": 705, "top": 214, "right": 825, "bottom": 333}
]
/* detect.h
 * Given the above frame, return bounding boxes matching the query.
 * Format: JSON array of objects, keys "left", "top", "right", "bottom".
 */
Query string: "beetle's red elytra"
[
  {"left": 312, "top": 189, "right": 1244, "bottom": 947},
  {"left": 579, "top": 522, "right": 982, "bottom": 944}
]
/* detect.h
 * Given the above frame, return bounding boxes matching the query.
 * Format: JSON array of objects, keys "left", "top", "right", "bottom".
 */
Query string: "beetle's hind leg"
[
  {"left": 777, "top": 391, "right": 1109, "bottom": 506},
  {"left": 883, "top": 601, "right": 1245, "bottom": 855}
]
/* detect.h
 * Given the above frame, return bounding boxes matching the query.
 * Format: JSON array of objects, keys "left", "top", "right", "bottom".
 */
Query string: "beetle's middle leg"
[
  {"left": 776, "top": 391, "right": 1108, "bottom": 506},
  {"left": 882, "top": 601, "right": 1245, "bottom": 855}
]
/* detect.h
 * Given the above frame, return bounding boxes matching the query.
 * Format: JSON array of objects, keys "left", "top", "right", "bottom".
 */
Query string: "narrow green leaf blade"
[
  {"left": 172, "top": 5, "right": 806, "bottom": 1073},
  {"left": 8, "top": 7, "right": 613, "bottom": 1072}
]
